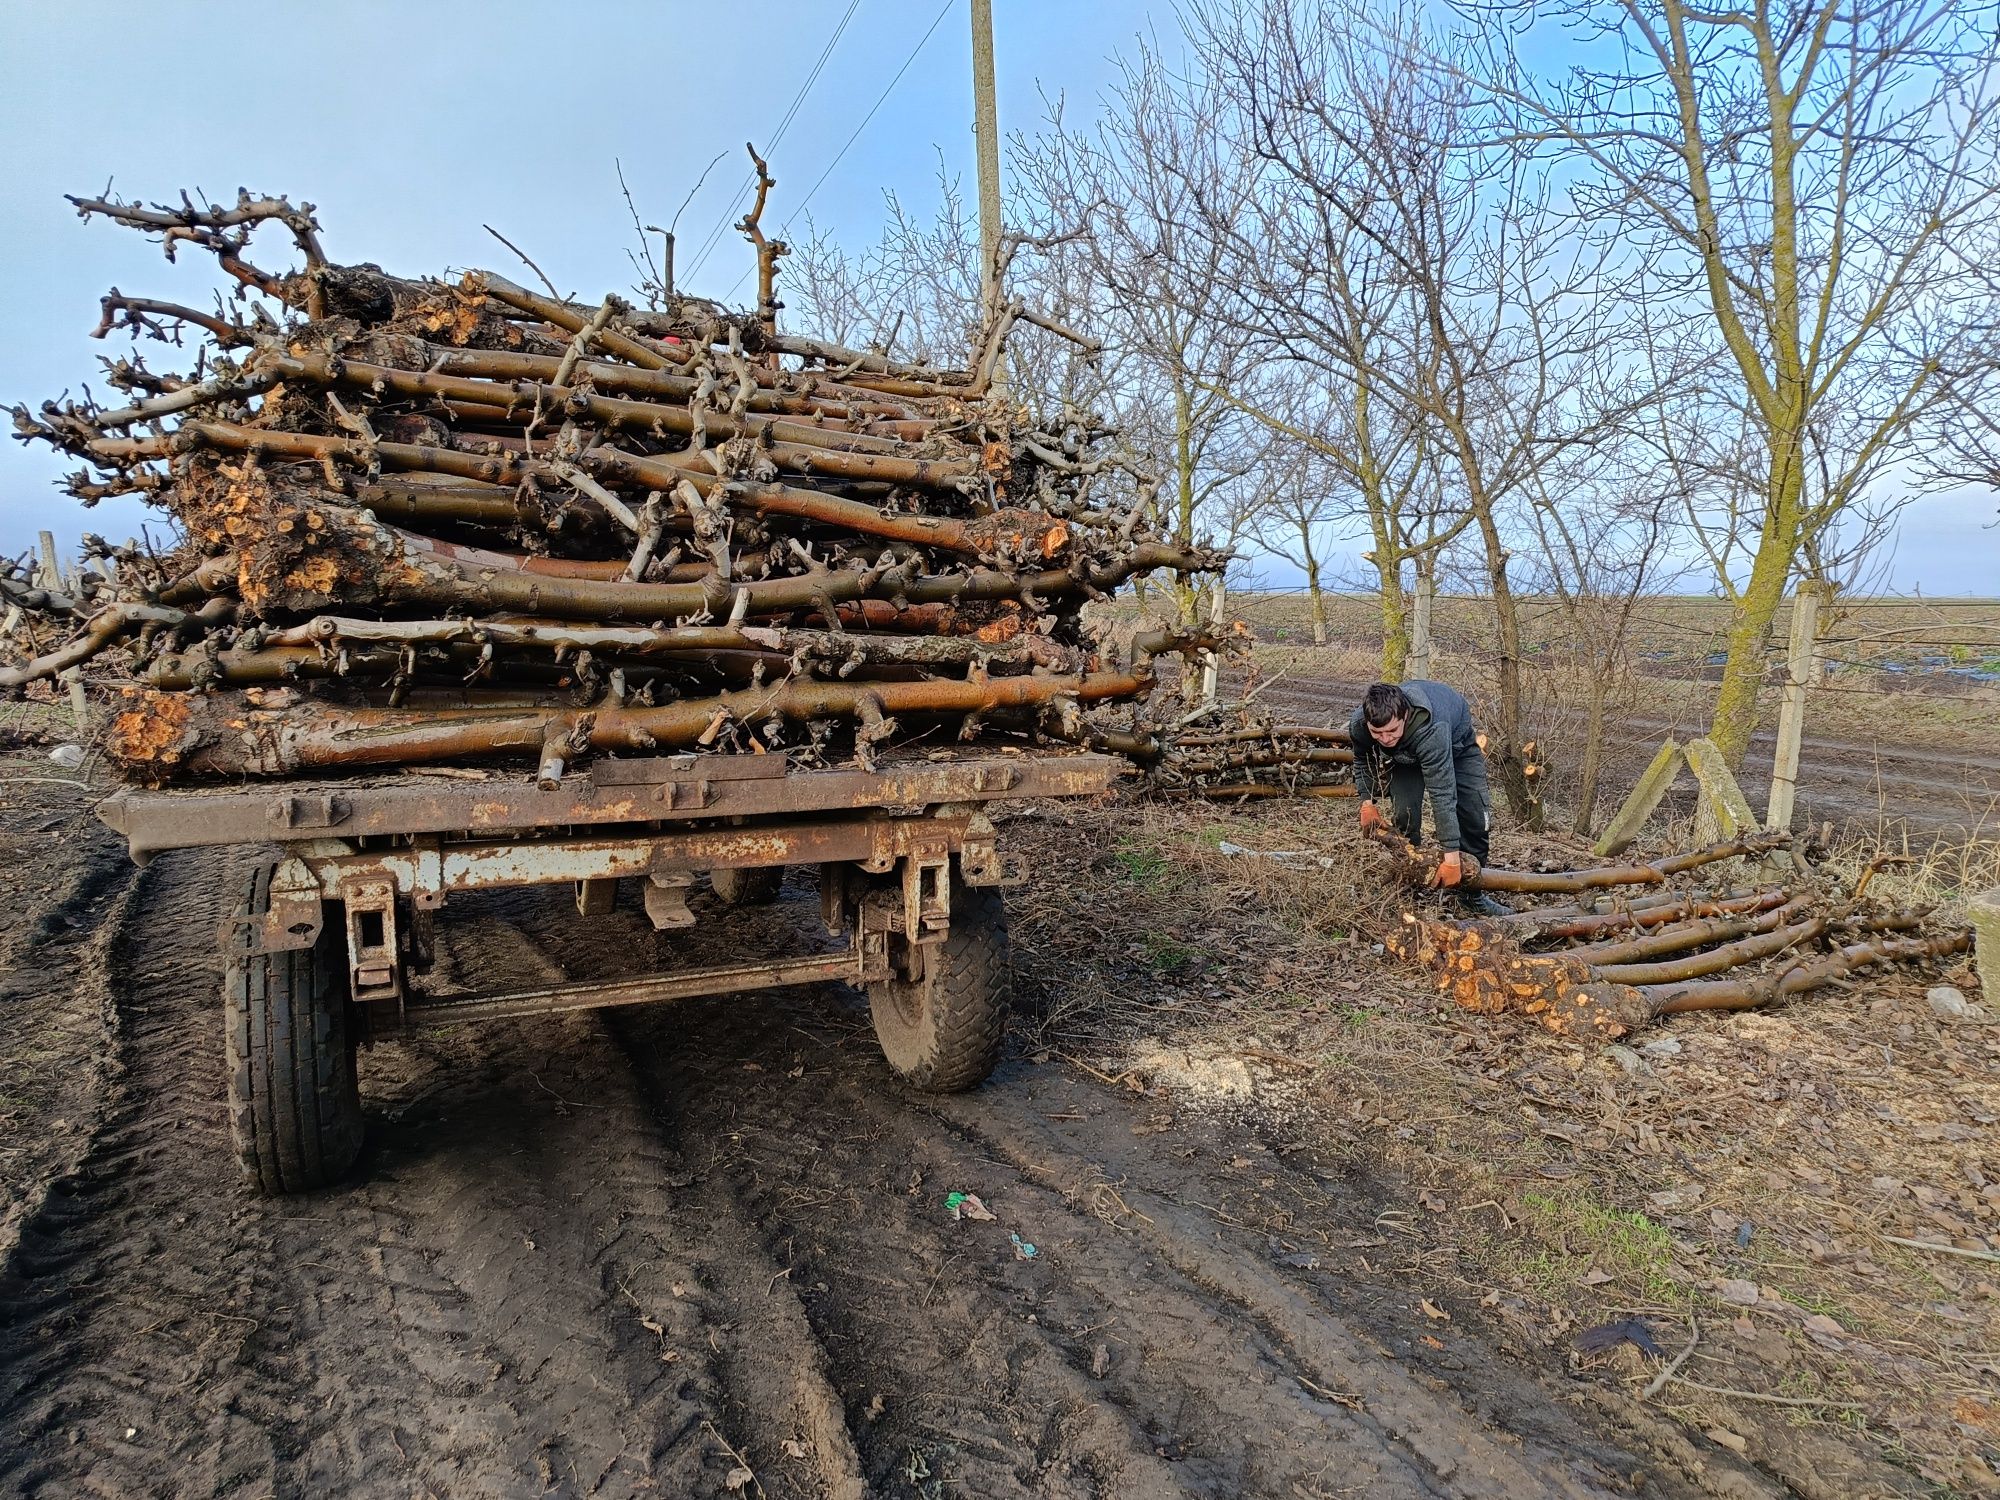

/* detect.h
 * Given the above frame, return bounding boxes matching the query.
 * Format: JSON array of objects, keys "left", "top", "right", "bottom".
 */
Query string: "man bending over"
[{"left": 1349, "top": 680, "right": 1510, "bottom": 918}]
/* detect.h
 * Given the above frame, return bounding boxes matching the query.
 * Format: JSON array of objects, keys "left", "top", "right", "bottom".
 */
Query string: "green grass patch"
[
  {"left": 1111, "top": 837, "right": 1171, "bottom": 886},
  {"left": 1501, "top": 1189, "right": 1681, "bottom": 1303}
]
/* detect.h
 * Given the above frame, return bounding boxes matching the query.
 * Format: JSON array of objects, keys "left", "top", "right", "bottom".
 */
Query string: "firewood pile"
[
  {"left": 3, "top": 187, "right": 1226, "bottom": 784},
  {"left": 1371, "top": 829, "right": 1973, "bottom": 1037},
  {"left": 1107, "top": 719, "right": 1358, "bottom": 800}
]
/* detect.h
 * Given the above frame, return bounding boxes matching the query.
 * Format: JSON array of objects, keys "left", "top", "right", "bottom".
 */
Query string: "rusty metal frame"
[
  {"left": 401, "top": 946, "right": 889, "bottom": 1030},
  {"left": 272, "top": 811, "right": 994, "bottom": 913},
  {"left": 231, "top": 806, "right": 1010, "bottom": 1023},
  {"left": 97, "top": 751, "right": 1122, "bottom": 860},
  {"left": 153, "top": 751, "right": 1089, "bottom": 1039}
]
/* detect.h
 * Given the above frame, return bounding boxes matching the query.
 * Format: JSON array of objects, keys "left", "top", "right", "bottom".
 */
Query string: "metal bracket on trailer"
[
  {"left": 342, "top": 877, "right": 404, "bottom": 1015},
  {"left": 643, "top": 873, "right": 696, "bottom": 930}
]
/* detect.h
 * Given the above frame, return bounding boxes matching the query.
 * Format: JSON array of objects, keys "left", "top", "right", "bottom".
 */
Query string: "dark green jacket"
[{"left": 1348, "top": 680, "right": 1479, "bottom": 850}]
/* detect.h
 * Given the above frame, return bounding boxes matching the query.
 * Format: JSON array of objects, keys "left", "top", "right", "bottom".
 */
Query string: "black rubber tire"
[
  {"left": 867, "top": 883, "right": 1009, "bottom": 1092},
  {"left": 711, "top": 865, "right": 784, "bottom": 905},
  {"left": 223, "top": 864, "right": 364, "bottom": 1194}
]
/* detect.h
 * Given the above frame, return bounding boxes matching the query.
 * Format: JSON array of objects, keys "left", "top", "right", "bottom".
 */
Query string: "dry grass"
[{"left": 1011, "top": 794, "right": 2000, "bottom": 1493}]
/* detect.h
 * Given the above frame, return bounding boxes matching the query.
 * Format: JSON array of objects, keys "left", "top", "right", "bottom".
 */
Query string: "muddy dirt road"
[{"left": 0, "top": 829, "right": 1788, "bottom": 1500}]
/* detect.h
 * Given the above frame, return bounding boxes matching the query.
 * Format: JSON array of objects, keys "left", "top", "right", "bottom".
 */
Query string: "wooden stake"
[{"left": 1971, "top": 885, "right": 2000, "bottom": 1007}]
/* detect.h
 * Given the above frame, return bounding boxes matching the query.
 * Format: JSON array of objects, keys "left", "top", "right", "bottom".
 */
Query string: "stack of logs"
[
  {"left": 1138, "top": 721, "right": 1356, "bottom": 800},
  {"left": 1373, "top": 829, "right": 1972, "bottom": 1037},
  {"left": 3, "top": 188, "right": 1229, "bottom": 783}
]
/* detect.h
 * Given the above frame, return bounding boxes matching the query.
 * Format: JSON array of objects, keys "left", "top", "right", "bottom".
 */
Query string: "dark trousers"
[{"left": 1385, "top": 741, "right": 1492, "bottom": 867}]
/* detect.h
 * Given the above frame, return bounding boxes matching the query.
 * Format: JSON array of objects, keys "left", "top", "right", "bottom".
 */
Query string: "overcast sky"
[{"left": 2, "top": 1, "right": 1990, "bottom": 593}]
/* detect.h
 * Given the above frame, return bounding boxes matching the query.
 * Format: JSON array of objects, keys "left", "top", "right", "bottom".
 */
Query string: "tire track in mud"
[
  {"left": 613, "top": 1010, "right": 1661, "bottom": 1499},
  {"left": 0, "top": 854, "right": 845, "bottom": 1498},
  {"left": 0, "top": 803, "right": 137, "bottom": 1257},
  {"left": 503, "top": 884, "right": 1743, "bottom": 1499},
  {"left": 2, "top": 858, "right": 1775, "bottom": 1498}
]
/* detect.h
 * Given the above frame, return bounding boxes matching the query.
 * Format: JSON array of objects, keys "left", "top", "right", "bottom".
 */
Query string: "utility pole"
[{"left": 970, "top": 0, "right": 1004, "bottom": 332}]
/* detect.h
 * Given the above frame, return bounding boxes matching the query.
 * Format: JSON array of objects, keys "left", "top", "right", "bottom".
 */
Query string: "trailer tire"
[
  {"left": 223, "top": 864, "right": 364, "bottom": 1195},
  {"left": 868, "top": 884, "right": 1009, "bottom": 1092},
  {"left": 711, "top": 865, "right": 784, "bottom": 905}
]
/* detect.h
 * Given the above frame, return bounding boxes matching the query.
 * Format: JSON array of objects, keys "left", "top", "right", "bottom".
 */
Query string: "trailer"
[{"left": 96, "top": 750, "right": 1123, "bottom": 1193}]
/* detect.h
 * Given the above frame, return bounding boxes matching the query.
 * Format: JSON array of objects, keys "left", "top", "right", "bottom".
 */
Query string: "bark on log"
[
  {"left": 1588, "top": 915, "right": 1827, "bottom": 985},
  {"left": 1488, "top": 888, "right": 1793, "bottom": 943},
  {"left": 106, "top": 669, "right": 1153, "bottom": 779},
  {"left": 1639, "top": 930, "right": 1973, "bottom": 1015},
  {"left": 1564, "top": 893, "right": 1809, "bottom": 964},
  {"left": 8, "top": 191, "right": 1223, "bottom": 791},
  {"left": 1364, "top": 823, "right": 1793, "bottom": 893},
  {"left": 1386, "top": 884, "right": 1967, "bottom": 1037}
]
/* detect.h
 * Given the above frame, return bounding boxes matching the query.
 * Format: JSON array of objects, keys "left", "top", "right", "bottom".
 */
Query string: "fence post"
[
  {"left": 38, "top": 532, "right": 62, "bottom": 592},
  {"left": 1592, "top": 736, "right": 1683, "bottom": 858},
  {"left": 1765, "top": 580, "right": 1828, "bottom": 834},
  {"left": 1407, "top": 572, "right": 1435, "bottom": 681},
  {"left": 1972, "top": 887, "right": 2000, "bottom": 1007},
  {"left": 1198, "top": 575, "right": 1227, "bottom": 706},
  {"left": 1687, "top": 735, "right": 1759, "bottom": 846}
]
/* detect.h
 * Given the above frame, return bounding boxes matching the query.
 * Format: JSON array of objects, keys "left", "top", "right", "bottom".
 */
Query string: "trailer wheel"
[
  {"left": 711, "top": 864, "right": 785, "bottom": 905},
  {"left": 868, "top": 884, "right": 1009, "bottom": 1092},
  {"left": 223, "top": 864, "right": 364, "bottom": 1194}
]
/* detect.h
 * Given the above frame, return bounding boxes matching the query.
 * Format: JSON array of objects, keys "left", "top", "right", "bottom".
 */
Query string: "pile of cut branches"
[
  {"left": 1371, "top": 829, "right": 1971, "bottom": 1036},
  {"left": 4, "top": 186, "right": 1223, "bottom": 784},
  {"left": 1120, "top": 718, "right": 1358, "bottom": 800}
]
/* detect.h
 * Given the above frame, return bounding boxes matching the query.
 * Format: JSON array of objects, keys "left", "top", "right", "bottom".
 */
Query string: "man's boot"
[{"left": 1460, "top": 890, "right": 1512, "bottom": 919}]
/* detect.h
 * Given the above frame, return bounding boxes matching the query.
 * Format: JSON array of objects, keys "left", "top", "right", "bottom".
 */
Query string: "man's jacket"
[{"left": 1348, "top": 680, "right": 1479, "bottom": 850}]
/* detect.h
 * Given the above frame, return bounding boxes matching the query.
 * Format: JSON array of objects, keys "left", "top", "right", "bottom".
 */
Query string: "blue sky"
[{"left": 1, "top": 1, "right": 1990, "bottom": 592}]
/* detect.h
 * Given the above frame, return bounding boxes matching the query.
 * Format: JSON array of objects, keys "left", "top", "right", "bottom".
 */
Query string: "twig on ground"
[
  {"left": 700, "top": 1418, "right": 765, "bottom": 1497},
  {"left": 1641, "top": 1318, "right": 1700, "bottom": 1399},
  {"left": 1054, "top": 1051, "right": 1138, "bottom": 1088},
  {"left": 1296, "top": 1374, "right": 1363, "bottom": 1408},
  {"left": 1662, "top": 1375, "right": 1865, "bottom": 1411},
  {"left": 1880, "top": 1234, "right": 2000, "bottom": 1264}
]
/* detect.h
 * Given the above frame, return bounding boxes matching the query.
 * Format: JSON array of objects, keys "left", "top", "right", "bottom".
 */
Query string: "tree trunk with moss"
[
  {"left": 1573, "top": 668, "right": 1610, "bottom": 836},
  {"left": 1373, "top": 543, "right": 1408, "bottom": 682},
  {"left": 1708, "top": 436, "right": 1804, "bottom": 766},
  {"left": 1297, "top": 516, "right": 1330, "bottom": 646}
]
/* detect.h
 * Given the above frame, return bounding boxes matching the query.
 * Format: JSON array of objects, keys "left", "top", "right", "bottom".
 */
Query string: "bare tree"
[
  {"left": 1189, "top": 0, "right": 1614, "bottom": 824},
  {"left": 1245, "top": 374, "right": 1343, "bottom": 644},
  {"left": 1013, "top": 45, "right": 1282, "bottom": 641},
  {"left": 1519, "top": 444, "right": 1683, "bottom": 834},
  {"left": 1469, "top": 0, "right": 2000, "bottom": 767}
]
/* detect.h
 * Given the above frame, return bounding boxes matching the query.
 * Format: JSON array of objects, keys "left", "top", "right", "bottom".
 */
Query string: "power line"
[
  {"left": 681, "top": 0, "right": 862, "bottom": 285},
  {"left": 723, "top": 0, "right": 955, "bottom": 302},
  {"left": 682, "top": 0, "right": 858, "bottom": 283}
]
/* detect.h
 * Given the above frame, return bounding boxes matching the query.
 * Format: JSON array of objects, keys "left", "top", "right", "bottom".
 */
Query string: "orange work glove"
[
  {"left": 1358, "top": 800, "right": 1385, "bottom": 834},
  {"left": 1432, "top": 851, "right": 1465, "bottom": 888}
]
